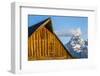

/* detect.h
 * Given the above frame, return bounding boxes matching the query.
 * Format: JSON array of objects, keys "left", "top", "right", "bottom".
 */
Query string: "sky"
[{"left": 28, "top": 15, "right": 88, "bottom": 45}]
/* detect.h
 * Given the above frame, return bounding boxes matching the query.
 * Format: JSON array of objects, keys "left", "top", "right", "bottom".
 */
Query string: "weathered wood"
[{"left": 28, "top": 27, "right": 72, "bottom": 60}]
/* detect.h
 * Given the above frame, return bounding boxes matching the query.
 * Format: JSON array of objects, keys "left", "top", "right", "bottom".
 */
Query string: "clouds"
[{"left": 55, "top": 28, "right": 82, "bottom": 37}]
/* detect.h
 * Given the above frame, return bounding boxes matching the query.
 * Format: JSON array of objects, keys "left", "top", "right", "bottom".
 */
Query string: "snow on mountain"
[{"left": 65, "top": 28, "right": 88, "bottom": 58}]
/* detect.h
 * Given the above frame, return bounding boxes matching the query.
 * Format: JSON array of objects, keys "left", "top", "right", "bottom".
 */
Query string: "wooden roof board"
[{"left": 28, "top": 18, "right": 53, "bottom": 37}]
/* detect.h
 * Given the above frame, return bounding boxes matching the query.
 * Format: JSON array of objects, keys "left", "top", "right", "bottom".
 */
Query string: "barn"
[{"left": 28, "top": 18, "right": 73, "bottom": 60}]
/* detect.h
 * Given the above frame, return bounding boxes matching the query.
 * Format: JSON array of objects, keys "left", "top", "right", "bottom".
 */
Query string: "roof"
[
  {"left": 28, "top": 18, "right": 53, "bottom": 37},
  {"left": 28, "top": 18, "right": 73, "bottom": 58}
]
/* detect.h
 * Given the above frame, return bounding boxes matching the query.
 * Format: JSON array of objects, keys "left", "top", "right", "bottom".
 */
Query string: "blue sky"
[{"left": 28, "top": 15, "right": 88, "bottom": 45}]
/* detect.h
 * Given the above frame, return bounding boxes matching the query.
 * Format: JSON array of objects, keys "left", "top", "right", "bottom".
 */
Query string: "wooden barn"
[{"left": 28, "top": 18, "right": 73, "bottom": 60}]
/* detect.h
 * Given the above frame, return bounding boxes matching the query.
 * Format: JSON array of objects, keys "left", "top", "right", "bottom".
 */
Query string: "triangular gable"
[{"left": 28, "top": 18, "right": 73, "bottom": 58}]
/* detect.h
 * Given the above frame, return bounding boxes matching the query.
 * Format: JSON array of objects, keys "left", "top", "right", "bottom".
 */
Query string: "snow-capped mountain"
[
  {"left": 65, "top": 33, "right": 88, "bottom": 58},
  {"left": 56, "top": 27, "right": 88, "bottom": 58}
]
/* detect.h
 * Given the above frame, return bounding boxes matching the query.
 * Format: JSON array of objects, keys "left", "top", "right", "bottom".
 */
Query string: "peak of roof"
[
  {"left": 28, "top": 18, "right": 53, "bottom": 37},
  {"left": 28, "top": 17, "right": 73, "bottom": 58}
]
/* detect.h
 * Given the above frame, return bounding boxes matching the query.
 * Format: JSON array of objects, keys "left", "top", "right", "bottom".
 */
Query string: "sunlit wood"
[{"left": 28, "top": 18, "right": 72, "bottom": 60}]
